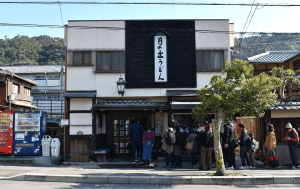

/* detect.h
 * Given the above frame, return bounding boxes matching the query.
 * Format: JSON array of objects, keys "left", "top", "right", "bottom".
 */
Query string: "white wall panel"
[
  {"left": 70, "top": 98, "right": 92, "bottom": 110},
  {"left": 70, "top": 126, "right": 92, "bottom": 135},
  {"left": 195, "top": 20, "right": 230, "bottom": 49},
  {"left": 67, "top": 67, "right": 95, "bottom": 91},
  {"left": 271, "top": 110, "right": 300, "bottom": 118},
  {"left": 67, "top": 21, "right": 125, "bottom": 50},
  {"left": 70, "top": 113, "right": 92, "bottom": 125}
]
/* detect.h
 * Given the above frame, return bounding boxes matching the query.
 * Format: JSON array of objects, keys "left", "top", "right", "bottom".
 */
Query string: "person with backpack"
[
  {"left": 238, "top": 123, "right": 252, "bottom": 169},
  {"left": 284, "top": 123, "right": 299, "bottom": 170},
  {"left": 199, "top": 124, "right": 213, "bottom": 170},
  {"left": 224, "top": 122, "right": 237, "bottom": 170},
  {"left": 161, "top": 123, "right": 176, "bottom": 168},
  {"left": 248, "top": 133, "right": 259, "bottom": 169},
  {"left": 142, "top": 126, "right": 155, "bottom": 166},
  {"left": 187, "top": 126, "right": 198, "bottom": 168},
  {"left": 129, "top": 117, "right": 145, "bottom": 163},
  {"left": 174, "top": 127, "right": 183, "bottom": 168}
]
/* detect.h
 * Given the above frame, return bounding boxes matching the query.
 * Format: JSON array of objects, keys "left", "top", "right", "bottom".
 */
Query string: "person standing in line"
[
  {"left": 187, "top": 127, "right": 198, "bottom": 168},
  {"left": 284, "top": 123, "right": 299, "bottom": 170},
  {"left": 174, "top": 127, "right": 183, "bottom": 168},
  {"left": 199, "top": 124, "right": 214, "bottom": 170},
  {"left": 264, "top": 124, "right": 280, "bottom": 168},
  {"left": 161, "top": 123, "right": 176, "bottom": 168},
  {"left": 238, "top": 123, "right": 252, "bottom": 169},
  {"left": 223, "top": 121, "right": 235, "bottom": 170},
  {"left": 129, "top": 117, "right": 144, "bottom": 163},
  {"left": 298, "top": 127, "right": 300, "bottom": 168},
  {"left": 248, "top": 133, "right": 259, "bottom": 169},
  {"left": 142, "top": 126, "right": 155, "bottom": 165}
]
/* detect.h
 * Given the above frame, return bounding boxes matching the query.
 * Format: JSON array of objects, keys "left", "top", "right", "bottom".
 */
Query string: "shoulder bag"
[{"left": 185, "top": 134, "right": 194, "bottom": 151}]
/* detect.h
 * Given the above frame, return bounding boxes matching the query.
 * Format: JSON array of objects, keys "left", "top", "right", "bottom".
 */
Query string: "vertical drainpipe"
[{"left": 45, "top": 72, "right": 47, "bottom": 100}]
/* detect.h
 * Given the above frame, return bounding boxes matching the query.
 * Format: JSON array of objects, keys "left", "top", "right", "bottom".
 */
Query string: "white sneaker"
[
  {"left": 226, "top": 166, "right": 234, "bottom": 170},
  {"left": 238, "top": 166, "right": 245, "bottom": 170},
  {"left": 247, "top": 166, "right": 252, "bottom": 169},
  {"left": 291, "top": 166, "right": 297, "bottom": 170},
  {"left": 251, "top": 166, "right": 256, "bottom": 169}
]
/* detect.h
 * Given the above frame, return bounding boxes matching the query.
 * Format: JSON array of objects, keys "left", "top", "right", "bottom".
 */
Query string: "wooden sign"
[{"left": 155, "top": 112, "right": 163, "bottom": 136}]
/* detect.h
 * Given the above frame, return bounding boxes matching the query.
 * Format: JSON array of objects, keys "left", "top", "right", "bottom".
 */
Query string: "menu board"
[
  {"left": 0, "top": 113, "right": 12, "bottom": 131},
  {"left": 15, "top": 112, "right": 41, "bottom": 132}
]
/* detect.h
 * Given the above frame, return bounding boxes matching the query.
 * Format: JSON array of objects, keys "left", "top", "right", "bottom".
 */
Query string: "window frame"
[
  {"left": 95, "top": 51, "right": 125, "bottom": 73},
  {"left": 72, "top": 51, "right": 93, "bottom": 66},
  {"left": 196, "top": 50, "right": 225, "bottom": 72}
]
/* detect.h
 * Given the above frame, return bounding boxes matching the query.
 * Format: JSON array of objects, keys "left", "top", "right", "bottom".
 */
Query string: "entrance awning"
[
  {"left": 93, "top": 100, "right": 169, "bottom": 110},
  {"left": 171, "top": 101, "right": 202, "bottom": 109},
  {"left": 64, "top": 90, "right": 97, "bottom": 98},
  {"left": 166, "top": 90, "right": 198, "bottom": 97}
]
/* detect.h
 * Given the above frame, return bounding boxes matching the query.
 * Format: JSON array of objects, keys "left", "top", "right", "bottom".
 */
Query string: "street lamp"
[{"left": 116, "top": 77, "right": 126, "bottom": 96}]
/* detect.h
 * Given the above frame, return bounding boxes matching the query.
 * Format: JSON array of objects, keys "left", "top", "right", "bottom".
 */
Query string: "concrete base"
[{"left": 0, "top": 156, "right": 62, "bottom": 165}]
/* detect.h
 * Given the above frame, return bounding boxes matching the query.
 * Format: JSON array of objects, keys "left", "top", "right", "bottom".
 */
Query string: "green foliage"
[
  {"left": 270, "top": 67, "right": 300, "bottom": 101},
  {"left": 0, "top": 35, "right": 64, "bottom": 65},
  {"left": 193, "top": 59, "right": 281, "bottom": 120}
]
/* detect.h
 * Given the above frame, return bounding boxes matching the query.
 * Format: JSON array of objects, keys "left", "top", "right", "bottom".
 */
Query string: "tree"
[
  {"left": 270, "top": 67, "right": 300, "bottom": 102},
  {"left": 193, "top": 59, "right": 281, "bottom": 176}
]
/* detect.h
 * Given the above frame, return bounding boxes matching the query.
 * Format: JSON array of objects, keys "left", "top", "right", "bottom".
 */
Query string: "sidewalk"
[{"left": 1, "top": 160, "right": 300, "bottom": 185}]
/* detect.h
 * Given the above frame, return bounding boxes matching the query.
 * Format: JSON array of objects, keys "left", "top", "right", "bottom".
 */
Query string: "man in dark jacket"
[
  {"left": 284, "top": 123, "right": 299, "bottom": 170},
  {"left": 238, "top": 123, "right": 252, "bottom": 169},
  {"left": 199, "top": 124, "right": 214, "bottom": 170},
  {"left": 224, "top": 122, "right": 236, "bottom": 169},
  {"left": 129, "top": 117, "right": 144, "bottom": 163}
]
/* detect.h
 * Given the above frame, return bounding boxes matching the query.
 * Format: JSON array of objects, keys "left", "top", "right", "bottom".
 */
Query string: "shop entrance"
[{"left": 107, "top": 111, "right": 151, "bottom": 157}]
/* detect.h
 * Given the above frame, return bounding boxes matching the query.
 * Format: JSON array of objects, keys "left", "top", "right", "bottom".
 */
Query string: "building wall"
[
  {"left": 67, "top": 21, "right": 125, "bottom": 50},
  {"left": 271, "top": 110, "right": 300, "bottom": 118},
  {"left": 70, "top": 98, "right": 92, "bottom": 110}
]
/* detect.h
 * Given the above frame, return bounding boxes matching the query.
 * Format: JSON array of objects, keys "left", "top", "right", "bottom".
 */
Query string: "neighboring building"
[
  {"left": 0, "top": 68, "right": 38, "bottom": 110},
  {"left": 0, "top": 65, "right": 65, "bottom": 117},
  {"left": 248, "top": 51, "right": 300, "bottom": 161},
  {"left": 64, "top": 19, "right": 234, "bottom": 162}
]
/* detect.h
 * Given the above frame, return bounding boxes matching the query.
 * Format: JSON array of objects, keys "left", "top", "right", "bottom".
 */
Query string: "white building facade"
[{"left": 64, "top": 19, "right": 234, "bottom": 161}]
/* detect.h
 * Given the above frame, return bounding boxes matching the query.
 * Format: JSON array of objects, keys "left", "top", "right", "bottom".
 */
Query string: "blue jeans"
[
  {"left": 175, "top": 155, "right": 182, "bottom": 167},
  {"left": 289, "top": 146, "right": 298, "bottom": 167},
  {"left": 240, "top": 146, "right": 251, "bottom": 167},
  {"left": 131, "top": 142, "right": 143, "bottom": 160},
  {"left": 165, "top": 152, "right": 175, "bottom": 166},
  {"left": 189, "top": 151, "right": 197, "bottom": 165}
]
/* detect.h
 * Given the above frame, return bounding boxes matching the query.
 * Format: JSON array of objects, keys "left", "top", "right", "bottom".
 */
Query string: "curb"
[{"left": 4, "top": 174, "right": 300, "bottom": 185}]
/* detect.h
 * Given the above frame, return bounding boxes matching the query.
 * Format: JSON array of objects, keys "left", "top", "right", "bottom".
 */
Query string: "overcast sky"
[{"left": 1, "top": 0, "right": 300, "bottom": 39}]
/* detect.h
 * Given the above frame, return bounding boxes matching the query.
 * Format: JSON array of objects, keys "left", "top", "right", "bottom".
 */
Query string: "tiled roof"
[
  {"left": 248, "top": 51, "right": 300, "bottom": 63},
  {"left": 0, "top": 65, "right": 64, "bottom": 74},
  {"left": 0, "top": 68, "right": 38, "bottom": 86},
  {"left": 269, "top": 102, "right": 300, "bottom": 110},
  {"left": 93, "top": 100, "right": 169, "bottom": 109}
]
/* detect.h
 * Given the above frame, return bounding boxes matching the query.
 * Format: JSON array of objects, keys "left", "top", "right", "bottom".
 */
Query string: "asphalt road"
[{"left": 1, "top": 181, "right": 300, "bottom": 189}]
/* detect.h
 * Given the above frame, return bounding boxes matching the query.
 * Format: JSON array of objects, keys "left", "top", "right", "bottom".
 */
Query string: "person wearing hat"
[
  {"left": 199, "top": 122, "right": 214, "bottom": 170},
  {"left": 129, "top": 117, "right": 145, "bottom": 163},
  {"left": 238, "top": 123, "right": 252, "bottom": 169},
  {"left": 284, "top": 122, "right": 299, "bottom": 170}
]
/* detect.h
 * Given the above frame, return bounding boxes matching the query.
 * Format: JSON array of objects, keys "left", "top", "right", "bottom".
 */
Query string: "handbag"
[
  {"left": 230, "top": 138, "right": 239, "bottom": 149},
  {"left": 185, "top": 135, "right": 194, "bottom": 151},
  {"left": 126, "top": 142, "right": 132, "bottom": 150},
  {"left": 268, "top": 150, "right": 280, "bottom": 168}
]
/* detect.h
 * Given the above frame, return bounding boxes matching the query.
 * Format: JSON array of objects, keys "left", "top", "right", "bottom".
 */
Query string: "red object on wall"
[{"left": 0, "top": 110, "right": 14, "bottom": 155}]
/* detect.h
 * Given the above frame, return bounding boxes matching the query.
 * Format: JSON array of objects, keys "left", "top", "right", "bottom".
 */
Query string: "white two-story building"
[{"left": 64, "top": 19, "right": 234, "bottom": 162}]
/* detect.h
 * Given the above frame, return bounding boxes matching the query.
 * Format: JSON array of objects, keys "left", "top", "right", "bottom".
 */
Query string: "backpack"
[
  {"left": 165, "top": 130, "right": 175, "bottom": 145},
  {"left": 205, "top": 132, "right": 213, "bottom": 147},
  {"left": 246, "top": 134, "right": 252, "bottom": 150}
]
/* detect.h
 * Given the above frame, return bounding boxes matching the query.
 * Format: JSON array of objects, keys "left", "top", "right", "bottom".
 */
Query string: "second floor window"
[
  {"left": 24, "top": 88, "right": 31, "bottom": 96},
  {"left": 48, "top": 75, "right": 60, "bottom": 80},
  {"left": 73, "top": 51, "right": 91, "bottom": 65},
  {"left": 12, "top": 84, "right": 19, "bottom": 94},
  {"left": 96, "top": 51, "right": 125, "bottom": 72},
  {"left": 196, "top": 50, "right": 225, "bottom": 71}
]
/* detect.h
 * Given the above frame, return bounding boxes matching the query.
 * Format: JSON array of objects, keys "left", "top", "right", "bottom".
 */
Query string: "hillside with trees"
[
  {"left": 1, "top": 34, "right": 300, "bottom": 65},
  {"left": 0, "top": 35, "right": 64, "bottom": 65},
  {"left": 234, "top": 34, "right": 300, "bottom": 60}
]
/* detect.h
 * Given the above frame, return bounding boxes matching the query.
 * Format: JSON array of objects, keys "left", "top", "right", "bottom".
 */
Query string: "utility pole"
[{"left": 60, "top": 59, "right": 63, "bottom": 121}]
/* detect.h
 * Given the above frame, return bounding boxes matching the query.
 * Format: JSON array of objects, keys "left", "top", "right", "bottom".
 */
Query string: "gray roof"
[
  {"left": 0, "top": 65, "right": 64, "bottom": 74},
  {"left": 93, "top": 100, "right": 169, "bottom": 110},
  {"left": 166, "top": 90, "right": 198, "bottom": 97},
  {"left": 64, "top": 91, "right": 97, "bottom": 98},
  {"left": 248, "top": 51, "right": 300, "bottom": 63},
  {"left": 0, "top": 68, "right": 38, "bottom": 86},
  {"left": 269, "top": 102, "right": 300, "bottom": 110}
]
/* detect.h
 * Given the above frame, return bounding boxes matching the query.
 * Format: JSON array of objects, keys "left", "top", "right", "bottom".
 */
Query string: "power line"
[
  {"left": 58, "top": 1, "right": 64, "bottom": 25},
  {"left": 2, "top": 22, "right": 300, "bottom": 36},
  {"left": 1, "top": 1, "right": 300, "bottom": 6}
]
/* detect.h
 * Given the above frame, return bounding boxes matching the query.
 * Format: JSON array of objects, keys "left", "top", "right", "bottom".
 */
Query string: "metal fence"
[{"left": 32, "top": 100, "right": 64, "bottom": 115}]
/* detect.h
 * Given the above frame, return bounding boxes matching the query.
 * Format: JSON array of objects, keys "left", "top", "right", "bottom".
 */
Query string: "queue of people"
[{"left": 129, "top": 117, "right": 300, "bottom": 170}]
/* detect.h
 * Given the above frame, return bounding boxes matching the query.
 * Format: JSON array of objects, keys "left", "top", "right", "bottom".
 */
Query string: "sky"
[{"left": 0, "top": 0, "right": 300, "bottom": 39}]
